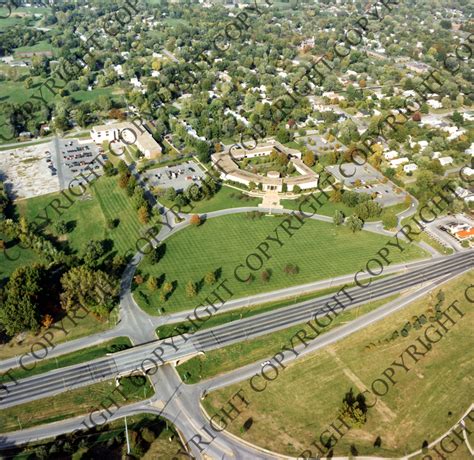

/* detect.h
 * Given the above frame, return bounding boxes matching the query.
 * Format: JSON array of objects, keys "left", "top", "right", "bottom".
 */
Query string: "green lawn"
[
  {"left": 17, "top": 187, "right": 107, "bottom": 257},
  {"left": 14, "top": 41, "right": 58, "bottom": 56},
  {"left": 0, "top": 337, "right": 132, "bottom": 384},
  {"left": 282, "top": 195, "right": 409, "bottom": 222},
  {"left": 91, "top": 176, "right": 154, "bottom": 255},
  {"left": 158, "top": 186, "right": 261, "bottom": 214},
  {"left": 0, "top": 78, "right": 59, "bottom": 143},
  {"left": 179, "top": 295, "right": 398, "bottom": 384},
  {"left": 0, "top": 376, "right": 154, "bottom": 433},
  {"left": 134, "top": 214, "right": 427, "bottom": 314},
  {"left": 204, "top": 272, "right": 473, "bottom": 458},
  {"left": 17, "top": 176, "right": 154, "bottom": 257},
  {"left": 0, "top": 232, "right": 44, "bottom": 283},
  {"left": 71, "top": 86, "right": 123, "bottom": 103}
]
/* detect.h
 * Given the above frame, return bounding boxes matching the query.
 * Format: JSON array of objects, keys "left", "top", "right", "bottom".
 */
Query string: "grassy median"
[
  {"left": 0, "top": 337, "right": 132, "bottom": 384},
  {"left": 176, "top": 295, "right": 399, "bottom": 383}
]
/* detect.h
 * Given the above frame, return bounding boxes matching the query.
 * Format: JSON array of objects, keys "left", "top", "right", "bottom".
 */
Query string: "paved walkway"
[{"left": 258, "top": 190, "right": 283, "bottom": 210}]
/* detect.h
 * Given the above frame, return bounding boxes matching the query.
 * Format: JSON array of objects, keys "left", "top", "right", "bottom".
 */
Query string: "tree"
[
  {"left": 204, "top": 271, "right": 216, "bottom": 285},
  {"left": 303, "top": 151, "right": 315, "bottom": 167},
  {"left": 117, "top": 160, "right": 129, "bottom": 175},
  {"left": 165, "top": 187, "right": 177, "bottom": 202},
  {"left": 346, "top": 215, "right": 363, "bottom": 232},
  {"left": 162, "top": 281, "right": 173, "bottom": 298},
  {"left": 0, "top": 264, "right": 47, "bottom": 335},
  {"left": 60, "top": 266, "right": 118, "bottom": 318},
  {"left": 54, "top": 220, "right": 68, "bottom": 235},
  {"left": 293, "top": 185, "right": 301, "bottom": 194},
  {"left": 261, "top": 269, "right": 271, "bottom": 283},
  {"left": 103, "top": 160, "right": 116, "bottom": 176},
  {"left": 185, "top": 280, "right": 197, "bottom": 298},
  {"left": 147, "top": 276, "right": 158, "bottom": 291},
  {"left": 138, "top": 206, "right": 150, "bottom": 224},
  {"left": 42, "top": 314, "right": 54, "bottom": 329},
  {"left": 452, "top": 111, "right": 463, "bottom": 126},
  {"left": 118, "top": 172, "right": 130, "bottom": 189},
  {"left": 333, "top": 210, "right": 344, "bottom": 225},
  {"left": 416, "top": 170, "right": 435, "bottom": 192},
  {"left": 276, "top": 127, "right": 290, "bottom": 144},
  {"left": 83, "top": 240, "right": 106, "bottom": 267},
  {"left": 190, "top": 214, "right": 201, "bottom": 226}
]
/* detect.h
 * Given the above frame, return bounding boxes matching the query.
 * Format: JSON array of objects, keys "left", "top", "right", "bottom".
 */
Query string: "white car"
[{"left": 260, "top": 360, "right": 271, "bottom": 367}]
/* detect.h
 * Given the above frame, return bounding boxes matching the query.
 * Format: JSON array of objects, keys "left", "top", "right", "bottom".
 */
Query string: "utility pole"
[{"left": 125, "top": 416, "right": 131, "bottom": 454}]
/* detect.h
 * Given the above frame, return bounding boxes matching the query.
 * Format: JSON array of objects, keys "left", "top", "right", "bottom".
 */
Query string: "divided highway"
[{"left": 1, "top": 251, "right": 472, "bottom": 409}]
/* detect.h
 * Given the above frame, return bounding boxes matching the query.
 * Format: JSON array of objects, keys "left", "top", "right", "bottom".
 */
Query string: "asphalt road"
[{"left": 1, "top": 251, "right": 471, "bottom": 409}]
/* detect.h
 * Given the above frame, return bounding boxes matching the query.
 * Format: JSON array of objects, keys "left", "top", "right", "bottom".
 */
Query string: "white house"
[
  {"left": 455, "top": 186, "right": 470, "bottom": 198},
  {"left": 427, "top": 99, "right": 442, "bottom": 109},
  {"left": 465, "top": 143, "right": 474, "bottom": 156},
  {"left": 439, "top": 156, "right": 453, "bottom": 166},
  {"left": 384, "top": 150, "right": 399, "bottom": 160},
  {"left": 404, "top": 163, "right": 418, "bottom": 173},
  {"left": 90, "top": 122, "right": 162, "bottom": 159},
  {"left": 390, "top": 157, "right": 409, "bottom": 167}
]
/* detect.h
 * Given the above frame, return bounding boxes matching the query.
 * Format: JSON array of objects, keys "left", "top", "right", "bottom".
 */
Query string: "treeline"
[{"left": 0, "top": 217, "right": 122, "bottom": 339}]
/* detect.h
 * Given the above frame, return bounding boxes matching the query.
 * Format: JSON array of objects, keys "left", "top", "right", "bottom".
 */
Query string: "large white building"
[{"left": 90, "top": 122, "right": 162, "bottom": 159}]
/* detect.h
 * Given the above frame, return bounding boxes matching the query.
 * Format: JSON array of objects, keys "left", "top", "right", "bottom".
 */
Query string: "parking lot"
[
  {"left": 326, "top": 162, "right": 407, "bottom": 207},
  {"left": 144, "top": 160, "right": 206, "bottom": 192},
  {"left": 53, "top": 138, "right": 104, "bottom": 189}
]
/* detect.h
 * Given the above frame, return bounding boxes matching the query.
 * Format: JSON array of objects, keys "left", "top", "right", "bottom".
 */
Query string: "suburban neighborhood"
[{"left": 0, "top": 0, "right": 472, "bottom": 459}]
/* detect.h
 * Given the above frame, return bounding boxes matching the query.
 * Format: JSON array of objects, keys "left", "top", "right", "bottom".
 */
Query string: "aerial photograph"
[{"left": 0, "top": 0, "right": 472, "bottom": 458}]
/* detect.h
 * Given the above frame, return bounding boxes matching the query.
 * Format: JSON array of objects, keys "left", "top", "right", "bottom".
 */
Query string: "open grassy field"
[
  {"left": 134, "top": 214, "right": 427, "bottom": 314},
  {"left": 204, "top": 272, "right": 473, "bottom": 457},
  {"left": 17, "top": 175, "right": 152, "bottom": 257},
  {"left": 177, "top": 295, "right": 398, "bottom": 384},
  {"left": 0, "top": 337, "right": 131, "bottom": 384},
  {"left": 0, "top": 376, "right": 154, "bottom": 433},
  {"left": 91, "top": 175, "right": 153, "bottom": 255},
  {"left": 17, "top": 187, "right": 107, "bottom": 256},
  {"left": 71, "top": 86, "right": 124, "bottom": 103},
  {"left": 282, "top": 194, "right": 409, "bottom": 223},
  {"left": 158, "top": 186, "right": 261, "bottom": 214}
]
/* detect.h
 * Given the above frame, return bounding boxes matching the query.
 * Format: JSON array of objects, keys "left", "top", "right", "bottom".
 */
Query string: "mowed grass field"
[
  {"left": 91, "top": 176, "right": 151, "bottom": 255},
  {"left": 204, "top": 272, "right": 473, "bottom": 458},
  {"left": 282, "top": 194, "right": 409, "bottom": 222},
  {"left": 135, "top": 214, "right": 427, "bottom": 314},
  {"left": 158, "top": 186, "right": 261, "bottom": 214},
  {"left": 17, "top": 176, "right": 150, "bottom": 258}
]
